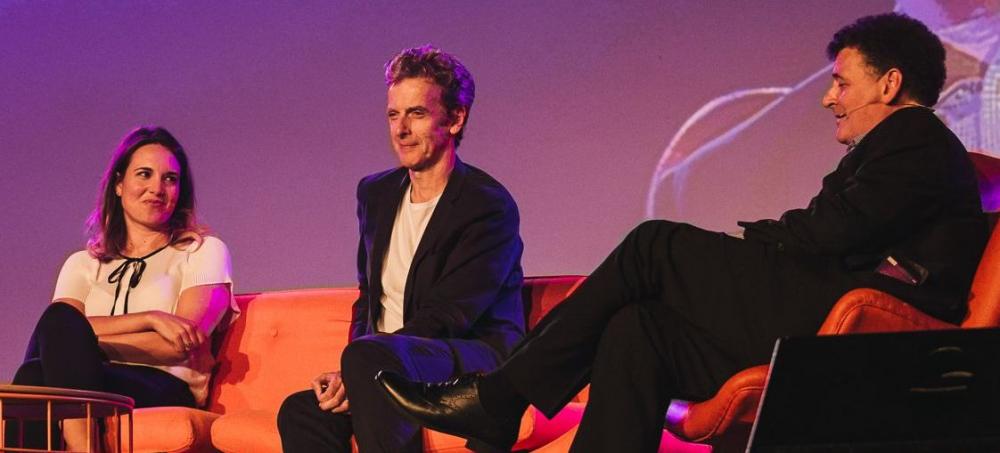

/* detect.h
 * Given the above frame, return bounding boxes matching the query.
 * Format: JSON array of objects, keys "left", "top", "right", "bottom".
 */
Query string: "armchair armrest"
[
  {"left": 665, "top": 287, "right": 958, "bottom": 442},
  {"left": 818, "top": 288, "right": 957, "bottom": 335},
  {"left": 665, "top": 365, "right": 768, "bottom": 442}
]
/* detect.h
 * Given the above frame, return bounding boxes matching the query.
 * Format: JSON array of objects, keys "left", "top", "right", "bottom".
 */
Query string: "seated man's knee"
[
  {"left": 341, "top": 335, "right": 405, "bottom": 385},
  {"left": 278, "top": 390, "right": 318, "bottom": 430},
  {"left": 618, "top": 220, "right": 685, "bottom": 258}
]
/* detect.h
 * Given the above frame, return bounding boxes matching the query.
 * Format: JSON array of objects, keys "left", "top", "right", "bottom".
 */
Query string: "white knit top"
[{"left": 52, "top": 236, "right": 236, "bottom": 406}]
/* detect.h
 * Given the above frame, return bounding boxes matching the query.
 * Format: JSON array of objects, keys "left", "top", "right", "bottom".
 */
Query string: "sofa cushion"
[
  {"left": 206, "top": 276, "right": 587, "bottom": 452},
  {"left": 211, "top": 405, "right": 546, "bottom": 453},
  {"left": 210, "top": 408, "right": 477, "bottom": 453},
  {"left": 211, "top": 410, "right": 287, "bottom": 453},
  {"left": 117, "top": 406, "right": 219, "bottom": 453}
]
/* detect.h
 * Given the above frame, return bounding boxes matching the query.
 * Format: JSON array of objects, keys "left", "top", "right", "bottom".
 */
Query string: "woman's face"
[{"left": 115, "top": 143, "right": 181, "bottom": 234}]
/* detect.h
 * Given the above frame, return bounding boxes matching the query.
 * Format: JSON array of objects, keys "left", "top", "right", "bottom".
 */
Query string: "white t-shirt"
[
  {"left": 378, "top": 184, "right": 440, "bottom": 333},
  {"left": 52, "top": 236, "right": 237, "bottom": 406}
]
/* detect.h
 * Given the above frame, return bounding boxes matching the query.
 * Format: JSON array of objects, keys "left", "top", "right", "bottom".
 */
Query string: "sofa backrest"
[
  {"left": 206, "top": 287, "right": 357, "bottom": 414},
  {"left": 205, "top": 275, "right": 585, "bottom": 415},
  {"left": 522, "top": 275, "right": 585, "bottom": 329}
]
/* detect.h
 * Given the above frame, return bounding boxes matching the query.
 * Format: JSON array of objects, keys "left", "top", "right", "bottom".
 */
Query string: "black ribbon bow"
[{"left": 107, "top": 244, "right": 169, "bottom": 316}]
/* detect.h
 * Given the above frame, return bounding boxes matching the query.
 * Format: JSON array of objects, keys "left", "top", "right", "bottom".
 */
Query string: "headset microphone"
[{"left": 839, "top": 101, "right": 879, "bottom": 119}]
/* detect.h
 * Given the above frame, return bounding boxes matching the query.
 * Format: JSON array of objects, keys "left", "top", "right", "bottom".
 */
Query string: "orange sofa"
[{"left": 120, "top": 276, "right": 598, "bottom": 453}]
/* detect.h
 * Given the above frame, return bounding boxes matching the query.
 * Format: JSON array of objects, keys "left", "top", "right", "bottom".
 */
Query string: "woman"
[{"left": 9, "top": 126, "right": 237, "bottom": 450}]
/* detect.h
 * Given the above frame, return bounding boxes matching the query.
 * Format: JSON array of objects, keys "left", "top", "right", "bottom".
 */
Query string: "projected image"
[
  {"left": 931, "top": 0, "right": 1000, "bottom": 155},
  {"left": 647, "top": 0, "right": 1000, "bottom": 219}
]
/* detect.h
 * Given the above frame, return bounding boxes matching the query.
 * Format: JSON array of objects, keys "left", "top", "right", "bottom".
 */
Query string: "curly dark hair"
[
  {"left": 385, "top": 45, "right": 475, "bottom": 146},
  {"left": 826, "top": 13, "right": 945, "bottom": 106}
]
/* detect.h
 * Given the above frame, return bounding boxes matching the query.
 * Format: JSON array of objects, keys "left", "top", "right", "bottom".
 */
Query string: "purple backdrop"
[{"left": 6, "top": 0, "right": 996, "bottom": 380}]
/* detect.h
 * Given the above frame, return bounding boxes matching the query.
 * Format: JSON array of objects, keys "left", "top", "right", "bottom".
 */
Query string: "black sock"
[{"left": 478, "top": 370, "right": 528, "bottom": 422}]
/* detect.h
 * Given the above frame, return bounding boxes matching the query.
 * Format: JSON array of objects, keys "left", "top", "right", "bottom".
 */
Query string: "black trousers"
[
  {"left": 501, "top": 220, "right": 865, "bottom": 452},
  {"left": 278, "top": 334, "right": 501, "bottom": 453},
  {"left": 7, "top": 302, "right": 195, "bottom": 449}
]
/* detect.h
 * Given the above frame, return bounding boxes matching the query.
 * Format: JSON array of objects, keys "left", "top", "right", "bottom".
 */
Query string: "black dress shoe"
[{"left": 375, "top": 371, "right": 519, "bottom": 453}]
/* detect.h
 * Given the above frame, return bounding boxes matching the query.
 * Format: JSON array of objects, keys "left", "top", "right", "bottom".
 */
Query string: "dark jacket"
[
  {"left": 350, "top": 159, "right": 526, "bottom": 360},
  {"left": 741, "top": 107, "right": 988, "bottom": 323}
]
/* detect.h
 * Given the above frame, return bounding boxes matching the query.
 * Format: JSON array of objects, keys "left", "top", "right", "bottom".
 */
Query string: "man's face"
[
  {"left": 821, "top": 47, "right": 893, "bottom": 145},
  {"left": 386, "top": 78, "right": 463, "bottom": 171}
]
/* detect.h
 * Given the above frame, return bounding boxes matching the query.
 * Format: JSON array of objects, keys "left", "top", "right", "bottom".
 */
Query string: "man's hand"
[
  {"left": 144, "top": 310, "right": 206, "bottom": 353},
  {"left": 312, "top": 371, "right": 350, "bottom": 413}
]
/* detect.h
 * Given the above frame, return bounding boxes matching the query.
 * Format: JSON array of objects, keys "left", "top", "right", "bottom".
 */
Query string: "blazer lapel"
[
  {"left": 403, "top": 160, "right": 468, "bottom": 312},
  {"left": 369, "top": 169, "right": 409, "bottom": 308}
]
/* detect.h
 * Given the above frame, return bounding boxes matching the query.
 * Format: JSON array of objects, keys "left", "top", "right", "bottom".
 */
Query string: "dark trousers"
[
  {"left": 7, "top": 302, "right": 195, "bottom": 449},
  {"left": 501, "top": 220, "right": 861, "bottom": 452},
  {"left": 278, "top": 334, "right": 501, "bottom": 453}
]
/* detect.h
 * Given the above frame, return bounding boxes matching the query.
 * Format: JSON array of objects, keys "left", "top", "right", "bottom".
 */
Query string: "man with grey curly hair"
[
  {"left": 277, "top": 45, "right": 525, "bottom": 453},
  {"left": 384, "top": 44, "right": 476, "bottom": 146}
]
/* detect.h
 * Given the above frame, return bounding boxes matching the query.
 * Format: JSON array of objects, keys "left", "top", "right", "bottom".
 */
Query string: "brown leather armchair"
[
  {"left": 534, "top": 154, "right": 1000, "bottom": 453},
  {"left": 663, "top": 152, "right": 1000, "bottom": 447}
]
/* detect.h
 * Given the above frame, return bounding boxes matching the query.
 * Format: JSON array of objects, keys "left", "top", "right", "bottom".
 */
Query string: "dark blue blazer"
[{"left": 350, "top": 159, "right": 526, "bottom": 362}]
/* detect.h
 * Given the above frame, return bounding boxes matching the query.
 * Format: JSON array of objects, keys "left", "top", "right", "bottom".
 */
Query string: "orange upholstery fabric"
[
  {"left": 668, "top": 365, "right": 768, "bottom": 442},
  {"left": 662, "top": 154, "right": 1000, "bottom": 444},
  {"left": 817, "top": 288, "right": 956, "bottom": 334},
  {"left": 118, "top": 407, "right": 219, "bottom": 453},
  {"left": 128, "top": 288, "right": 354, "bottom": 452},
  {"left": 196, "top": 276, "right": 584, "bottom": 453},
  {"left": 209, "top": 410, "right": 284, "bottom": 453},
  {"left": 208, "top": 288, "right": 357, "bottom": 415},
  {"left": 524, "top": 276, "right": 585, "bottom": 328}
]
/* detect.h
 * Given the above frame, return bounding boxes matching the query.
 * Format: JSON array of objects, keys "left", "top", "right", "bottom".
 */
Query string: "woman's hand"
[
  {"left": 90, "top": 283, "right": 230, "bottom": 365},
  {"left": 144, "top": 310, "right": 206, "bottom": 353}
]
